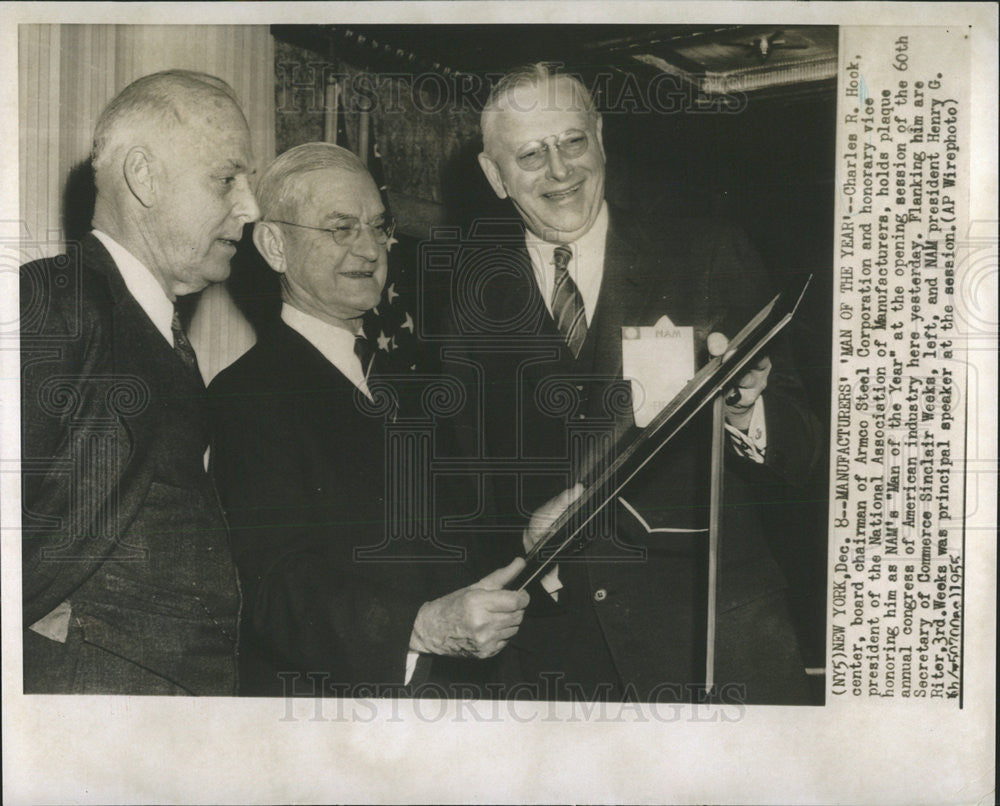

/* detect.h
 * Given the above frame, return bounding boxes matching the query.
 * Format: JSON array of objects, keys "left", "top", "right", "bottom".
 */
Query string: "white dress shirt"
[
  {"left": 524, "top": 201, "right": 609, "bottom": 325},
  {"left": 92, "top": 229, "right": 175, "bottom": 347}
]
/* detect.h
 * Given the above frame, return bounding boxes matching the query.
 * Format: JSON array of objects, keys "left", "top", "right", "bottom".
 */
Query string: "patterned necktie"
[
  {"left": 551, "top": 244, "right": 587, "bottom": 358},
  {"left": 171, "top": 306, "right": 202, "bottom": 383}
]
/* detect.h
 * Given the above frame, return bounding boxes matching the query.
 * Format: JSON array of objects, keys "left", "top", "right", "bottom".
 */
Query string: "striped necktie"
[{"left": 551, "top": 244, "right": 587, "bottom": 358}]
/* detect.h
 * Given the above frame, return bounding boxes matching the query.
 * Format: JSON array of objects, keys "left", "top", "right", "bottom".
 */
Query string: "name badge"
[{"left": 622, "top": 315, "right": 695, "bottom": 427}]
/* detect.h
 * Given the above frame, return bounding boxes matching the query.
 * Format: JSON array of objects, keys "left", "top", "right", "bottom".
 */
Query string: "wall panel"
[{"left": 18, "top": 24, "right": 62, "bottom": 251}]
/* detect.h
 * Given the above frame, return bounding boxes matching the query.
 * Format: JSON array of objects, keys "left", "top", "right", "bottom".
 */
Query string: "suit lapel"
[
  {"left": 591, "top": 209, "right": 701, "bottom": 367},
  {"left": 503, "top": 212, "right": 694, "bottom": 410},
  {"left": 632, "top": 218, "right": 697, "bottom": 329},
  {"left": 269, "top": 320, "right": 393, "bottom": 442},
  {"left": 271, "top": 319, "right": 361, "bottom": 393},
  {"left": 501, "top": 240, "right": 553, "bottom": 337},
  {"left": 82, "top": 235, "right": 189, "bottom": 448},
  {"left": 84, "top": 233, "right": 203, "bottom": 388},
  {"left": 587, "top": 214, "right": 641, "bottom": 382}
]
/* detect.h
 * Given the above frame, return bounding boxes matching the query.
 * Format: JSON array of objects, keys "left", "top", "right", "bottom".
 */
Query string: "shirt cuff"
[
  {"left": 725, "top": 397, "right": 767, "bottom": 463},
  {"left": 404, "top": 651, "right": 420, "bottom": 684},
  {"left": 541, "top": 565, "right": 563, "bottom": 602}
]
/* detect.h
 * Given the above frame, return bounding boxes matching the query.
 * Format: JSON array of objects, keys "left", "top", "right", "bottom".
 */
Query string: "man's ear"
[
  {"left": 123, "top": 147, "right": 156, "bottom": 208},
  {"left": 477, "top": 153, "right": 508, "bottom": 200},
  {"left": 252, "top": 221, "right": 287, "bottom": 274},
  {"left": 594, "top": 114, "right": 605, "bottom": 157}
]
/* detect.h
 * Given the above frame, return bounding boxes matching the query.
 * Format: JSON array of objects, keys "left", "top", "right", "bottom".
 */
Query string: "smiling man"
[
  {"left": 447, "top": 63, "right": 824, "bottom": 703},
  {"left": 207, "top": 143, "right": 529, "bottom": 696},
  {"left": 478, "top": 69, "right": 606, "bottom": 244},
  {"left": 20, "top": 70, "right": 260, "bottom": 694}
]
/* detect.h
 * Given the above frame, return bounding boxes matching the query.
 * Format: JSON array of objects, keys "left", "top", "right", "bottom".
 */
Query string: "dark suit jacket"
[
  {"left": 439, "top": 209, "right": 823, "bottom": 703},
  {"left": 20, "top": 233, "right": 240, "bottom": 695},
  {"left": 208, "top": 320, "right": 472, "bottom": 696}
]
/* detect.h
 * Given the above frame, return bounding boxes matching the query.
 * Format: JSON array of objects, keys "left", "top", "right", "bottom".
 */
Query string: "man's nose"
[
  {"left": 232, "top": 175, "right": 261, "bottom": 224},
  {"left": 545, "top": 144, "right": 570, "bottom": 182},
  {"left": 350, "top": 224, "right": 381, "bottom": 261}
]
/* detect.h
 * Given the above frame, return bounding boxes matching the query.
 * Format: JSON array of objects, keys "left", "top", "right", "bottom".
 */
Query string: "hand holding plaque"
[
  {"left": 705, "top": 333, "right": 773, "bottom": 432},
  {"left": 505, "top": 276, "right": 812, "bottom": 593}
]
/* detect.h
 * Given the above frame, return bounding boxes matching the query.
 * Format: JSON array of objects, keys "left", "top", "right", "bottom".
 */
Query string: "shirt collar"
[
  {"left": 91, "top": 229, "right": 175, "bottom": 347},
  {"left": 523, "top": 201, "right": 609, "bottom": 325},
  {"left": 280, "top": 303, "right": 371, "bottom": 396}
]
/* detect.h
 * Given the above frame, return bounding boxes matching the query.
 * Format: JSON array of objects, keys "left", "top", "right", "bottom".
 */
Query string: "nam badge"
[{"left": 621, "top": 315, "right": 695, "bottom": 428}]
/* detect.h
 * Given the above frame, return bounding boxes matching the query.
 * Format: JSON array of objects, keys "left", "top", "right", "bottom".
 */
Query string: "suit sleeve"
[{"left": 208, "top": 381, "right": 426, "bottom": 685}]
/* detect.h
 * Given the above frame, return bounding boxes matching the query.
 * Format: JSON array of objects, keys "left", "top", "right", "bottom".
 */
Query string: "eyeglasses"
[
  {"left": 515, "top": 129, "right": 590, "bottom": 172},
  {"left": 271, "top": 214, "right": 396, "bottom": 246}
]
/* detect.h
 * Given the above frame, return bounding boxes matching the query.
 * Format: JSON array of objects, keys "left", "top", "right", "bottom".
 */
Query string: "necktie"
[
  {"left": 551, "top": 244, "right": 587, "bottom": 358},
  {"left": 171, "top": 306, "right": 202, "bottom": 383},
  {"left": 354, "top": 333, "right": 375, "bottom": 380},
  {"left": 355, "top": 333, "right": 398, "bottom": 421}
]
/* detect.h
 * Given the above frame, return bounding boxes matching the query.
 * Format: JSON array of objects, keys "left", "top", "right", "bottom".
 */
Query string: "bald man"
[{"left": 20, "top": 69, "right": 260, "bottom": 694}]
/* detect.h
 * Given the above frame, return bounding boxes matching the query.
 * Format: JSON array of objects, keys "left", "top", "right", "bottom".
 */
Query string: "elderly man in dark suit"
[
  {"left": 20, "top": 70, "right": 260, "bottom": 694},
  {"left": 441, "top": 63, "right": 823, "bottom": 703},
  {"left": 208, "top": 142, "right": 528, "bottom": 696}
]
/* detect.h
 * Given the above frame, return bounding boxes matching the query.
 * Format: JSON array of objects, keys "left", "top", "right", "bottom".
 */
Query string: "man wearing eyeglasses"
[
  {"left": 208, "top": 142, "right": 529, "bottom": 696},
  {"left": 448, "top": 63, "right": 823, "bottom": 703}
]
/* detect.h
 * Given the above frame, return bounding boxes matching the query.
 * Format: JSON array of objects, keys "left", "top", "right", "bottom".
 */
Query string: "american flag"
[{"left": 361, "top": 115, "right": 421, "bottom": 372}]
